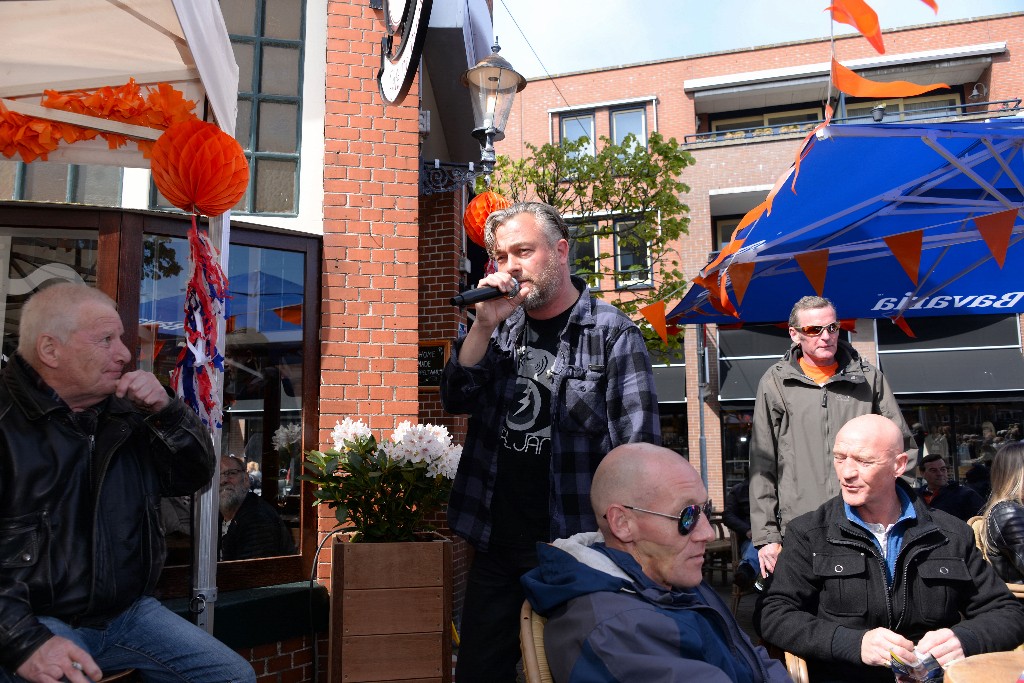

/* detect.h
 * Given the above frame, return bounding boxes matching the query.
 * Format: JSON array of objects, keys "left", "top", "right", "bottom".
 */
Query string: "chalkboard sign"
[{"left": 418, "top": 340, "right": 449, "bottom": 388}]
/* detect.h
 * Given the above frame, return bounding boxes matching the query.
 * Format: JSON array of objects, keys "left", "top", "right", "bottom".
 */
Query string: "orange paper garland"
[{"left": 0, "top": 80, "right": 197, "bottom": 163}]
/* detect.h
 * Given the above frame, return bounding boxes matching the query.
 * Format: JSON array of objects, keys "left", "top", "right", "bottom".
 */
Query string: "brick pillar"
[
  {"left": 318, "top": 0, "right": 422, "bottom": 584},
  {"left": 418, "top": 187, "right": 472, "bottom": 623}
]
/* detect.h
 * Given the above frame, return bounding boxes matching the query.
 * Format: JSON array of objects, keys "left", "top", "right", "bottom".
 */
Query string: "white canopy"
[{"left": 0, "top": 0, "right": 238, "bottom": 165}]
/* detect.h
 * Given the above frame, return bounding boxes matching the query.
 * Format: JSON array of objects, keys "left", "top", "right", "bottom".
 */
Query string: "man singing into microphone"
[{"left": 441, "top": 201, "right": 661, "bottom": 682}]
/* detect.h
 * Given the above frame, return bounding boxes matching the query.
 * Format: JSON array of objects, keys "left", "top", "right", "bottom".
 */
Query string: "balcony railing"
[{"left": 684, "top": 98, "right": 1023, "bottom": 146}]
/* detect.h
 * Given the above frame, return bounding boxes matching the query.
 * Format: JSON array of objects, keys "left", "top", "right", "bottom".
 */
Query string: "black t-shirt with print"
[{"left": 490, "top": 307, "right": 573, "bottom": 546}]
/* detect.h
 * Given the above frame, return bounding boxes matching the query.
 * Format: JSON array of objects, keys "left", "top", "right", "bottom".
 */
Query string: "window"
[
  {"left": 0, "top": 205, "right": 320, "bottom": 595},
  {"left": 613, "top": 220, "right": 651, "bottom": 288},
  {"left": 713, "top": 216, "right": 742, "bottom": 251},
  {"left": 845, "top": 95, "right": 961, "bottom": 123},
  {"left": 568, "top": 223, "right": 599, "bottom": 282},
  {"left": 155, "top": 0, "right": 306, "bottom": 215},
  {"left": 713, "top": 108, "right": 822, "bottom": 134},
  {"left": 560, "top": 112, "right": 595, "bottom": 157},
  {"left": 0, "top": 159, "right": 121, "bottom": 206},
  {"left": 611, "top": 107, "right": 646, "bottom": 150}
]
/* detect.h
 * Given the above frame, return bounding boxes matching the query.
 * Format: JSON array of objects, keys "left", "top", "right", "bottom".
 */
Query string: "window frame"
[
  {"left": 712, "top": 107, "right": 823, "bottom": 133},
  {"left": 612, "top": 218, "right": 652, "bottom": 289},
  {"left": 0, "top": 202, "right": 322, "bottom": 595},
  {"left": 609, "top": 105, "right": 647, "bottom": 149},
  {"left": 559, "top": 111, "right": 596, "bottom": 157},
  {"left": 845, "top": 93, "right": 962, "bottom": 122}
]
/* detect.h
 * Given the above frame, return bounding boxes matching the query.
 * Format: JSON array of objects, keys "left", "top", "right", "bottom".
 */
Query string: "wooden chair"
[
  {"left": 784, "top": 652, "right": 808, "bottom": 683},
  {"left": 520, "top": 600, "right": 553, "bottom": 683},
  {"left": 703, "top": 513, "right": 733, "bottom": 585}
]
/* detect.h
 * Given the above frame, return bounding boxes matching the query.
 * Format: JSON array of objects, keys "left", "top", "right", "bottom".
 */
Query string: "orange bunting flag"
[
  {"left": 828, "top": 0, "right": 884, "bottom": 53},
  {"left": 920, "top": 0, "right": 939, "bottom": 12},
  {"left": 795, "top": 249, "right": 829, "bottom": 295},
  {"left": 973, "top": 209, "right": 1017, "bottom": 268},
  {"left": 832, "top": 58, "right": 948, "bottom": 98},
  {"left": 728, "top": 262, "right": 756, "bottom": 306},
  {"left": 639, "top": 301, "right": 669, "bottom": 344},
  {"left": 884, "top": 230, "right": 924, "bottom": 285},
  {"left": 891, "top": 315, "right": 916, "bottom": 338}
]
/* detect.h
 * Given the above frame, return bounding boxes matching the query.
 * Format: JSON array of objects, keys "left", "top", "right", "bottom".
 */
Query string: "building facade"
[{"left": 496, "top": 12, "right": 1024, "bottom": 504}]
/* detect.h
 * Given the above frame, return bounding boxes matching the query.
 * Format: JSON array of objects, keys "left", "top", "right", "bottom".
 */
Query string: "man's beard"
[
  {"left": 219, "top": 484, "right": 247, "bottom": 513},
  {"left": 521, "top": 252, "right": 565, "bottom": 311}
]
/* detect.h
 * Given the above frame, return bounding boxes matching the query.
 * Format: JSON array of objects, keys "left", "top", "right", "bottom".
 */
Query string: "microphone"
[{"left": 450, "top": 278, "right": 520, "bottom": 307}]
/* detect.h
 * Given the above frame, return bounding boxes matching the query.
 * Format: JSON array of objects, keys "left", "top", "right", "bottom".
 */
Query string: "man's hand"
[
  {"left": 860, "top": 627, "right": 915, "bottom": 667},
  {"left": 16, "top": 637, "right": 102, "bottom": 683},
  {"left": 916, "top": 628, "right": 964, "bottom": 666},
  {"left": 757, "top": 542, "right": 782, "bottom": 577},
  {"left": 115, "top": 370, "right": 171, "bottom": 413}
]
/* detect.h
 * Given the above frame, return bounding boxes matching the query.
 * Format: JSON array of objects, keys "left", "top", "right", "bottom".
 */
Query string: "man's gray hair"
[
  {"left": 483, "top": 201, "right": 569, "bottom": 254},
  {"left": 788, "top": 295, "right": 836, "bottom": 328},
  {"left": 18, "top": 282, "right": 116, "bottom": 363}
]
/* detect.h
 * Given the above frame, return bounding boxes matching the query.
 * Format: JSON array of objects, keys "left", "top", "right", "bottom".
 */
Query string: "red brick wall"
[
  {"left": 243, "top": 634, "right": 328, "bottom": 683},
  {"left": 417, "top": 187, "right": 473, "bottom": 621},
  {"left": 318, "top": 0, "right": 423, "bottom": 583}
]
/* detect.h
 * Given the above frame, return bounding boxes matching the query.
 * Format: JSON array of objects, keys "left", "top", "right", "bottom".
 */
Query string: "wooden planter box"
[{"left": 328, "top": 537, "right": 453, "bottom": 683}]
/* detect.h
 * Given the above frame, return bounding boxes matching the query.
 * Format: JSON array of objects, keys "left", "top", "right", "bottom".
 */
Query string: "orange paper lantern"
[
  {"left": 463, "top": 191, "right": 513, "bottom": 247},
  {"left": 151, "top": 119, "right": 249, "bottom": 217}
]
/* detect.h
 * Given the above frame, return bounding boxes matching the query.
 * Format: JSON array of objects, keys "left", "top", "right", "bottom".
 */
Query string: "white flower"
[
  {"left": 271, "top": 423, "right": 302, "bottom": 452},
  {"left": 381, "top": 421, "right": 461, "bottom": 480},
  {"left": 331, "top": 418, "right": 373, "bottom": 451}
]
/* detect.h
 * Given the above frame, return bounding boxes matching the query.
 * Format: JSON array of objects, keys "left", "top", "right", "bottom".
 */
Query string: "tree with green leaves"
[{"left": 480, "top": 131, "right": 695, "bottom": 353}]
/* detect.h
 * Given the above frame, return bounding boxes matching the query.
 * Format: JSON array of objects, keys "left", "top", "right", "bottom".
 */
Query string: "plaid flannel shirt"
[{"left": 442, "top": 278, "right": 661, "bottom": 551}]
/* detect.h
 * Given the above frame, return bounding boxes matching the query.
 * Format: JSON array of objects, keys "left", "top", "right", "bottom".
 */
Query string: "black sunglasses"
[
  {"left": 621, "top": 499, "right": 713, "bottom": 536},
  {"left": 794, "top": 321, "right": 840, "bottom": 337}
]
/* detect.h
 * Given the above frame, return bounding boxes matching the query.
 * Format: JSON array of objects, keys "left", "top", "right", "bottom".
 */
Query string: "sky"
[{"left": 492, "top": 0, "right": 1023, "bottom": 79}]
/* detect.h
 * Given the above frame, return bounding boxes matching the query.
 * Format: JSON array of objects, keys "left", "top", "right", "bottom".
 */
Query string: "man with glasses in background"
[
  {"left": 522, "top": 442, "right": 789, "bottom": 683},
  {"left": 218, "top": 455, "right": 296, "bottom": 561},
  {"left": 749, "top": 296, "right": 912, "bottom": 585}
]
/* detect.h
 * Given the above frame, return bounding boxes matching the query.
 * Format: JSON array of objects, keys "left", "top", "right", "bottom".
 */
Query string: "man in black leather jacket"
[
  {"left": 0, "top": 283, "right": 255, "bottom": 683},
  {"left": 759, "top": 414, "right": 1024, "bottom": 683}
]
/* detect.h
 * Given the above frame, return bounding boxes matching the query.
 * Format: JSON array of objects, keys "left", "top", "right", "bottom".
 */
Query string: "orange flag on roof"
[
  {"left": 640, "top": 301, "right": 669, "bottom": 344},
  {"left": 832, "top": 58, "right": 948, "bottom": 98},
  {"left": 973, "top": 209, "right": 1017, "bottom": 268},
  {"left": 884, "top": 230, "right": 924, "bottom": 285},
  {"left": 795, "top": 249, "right": 829, "bottom": 296},
  {"left": 828, "top": 0, "right": 884, "bottom": 53}
]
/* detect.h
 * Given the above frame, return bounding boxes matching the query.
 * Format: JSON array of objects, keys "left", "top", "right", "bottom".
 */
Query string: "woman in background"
[{"left": 980, "top": 441, "right": 1024, "bottom": 584}]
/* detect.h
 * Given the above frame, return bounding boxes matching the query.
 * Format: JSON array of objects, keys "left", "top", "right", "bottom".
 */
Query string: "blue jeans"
[
  {"left": 740, "top": 538, "right": 760, "bottom": 570},
  {"left": 1, "top": 596, "right": 255, "bottom": 683}
]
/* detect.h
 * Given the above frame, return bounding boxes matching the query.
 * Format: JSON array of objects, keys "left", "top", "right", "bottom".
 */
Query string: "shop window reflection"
[
  {"left": 0, "top": 231, "right": 99, "bottom": 366},
  {"left": 138, "top": 235, "right": 305, "bottom": 563},
  {"left": 722, "top": 409, "right": 752, "bottom": 492}
]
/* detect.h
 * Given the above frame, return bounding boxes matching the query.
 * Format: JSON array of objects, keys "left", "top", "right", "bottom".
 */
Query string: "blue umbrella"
[{"left": 668, "top": 119, "right": 1024, "bottom": 325}]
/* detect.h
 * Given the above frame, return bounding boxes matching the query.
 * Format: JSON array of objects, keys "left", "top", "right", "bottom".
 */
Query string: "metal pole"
[
  {"left": 190, "top": 212, "right": 231, "bottom": 634},
  {"left": 696, "top": 323, "right": 708, "bottom": 489}
]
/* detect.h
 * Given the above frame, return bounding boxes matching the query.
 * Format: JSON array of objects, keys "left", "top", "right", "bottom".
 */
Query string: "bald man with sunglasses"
[
  {"left": 522, "top": 443, "right": 790, "bottom": 683},
  {"left": 749, "top": 296, "right": 912, "bottom": 583}
]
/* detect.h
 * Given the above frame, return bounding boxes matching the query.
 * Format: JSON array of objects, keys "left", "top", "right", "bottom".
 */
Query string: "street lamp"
[{"left": 461, "top": 38, "right": 526, "bottom": 173}]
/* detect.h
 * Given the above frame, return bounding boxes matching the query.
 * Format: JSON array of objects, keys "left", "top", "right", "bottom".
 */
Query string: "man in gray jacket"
[{"left": 749, "top": 296, "right": 911, "bottom": 580}]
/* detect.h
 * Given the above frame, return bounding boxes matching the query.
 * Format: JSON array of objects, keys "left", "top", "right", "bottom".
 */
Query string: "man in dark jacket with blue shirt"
[
  {"left": 0, "top": 283, "right": 254, "bottom": 683},
  {"left": 522, "top": 442, "right": 789, "bottom": 683},
  {"left": 759, "top": 415, "right": 1024, "bottom": 683}
]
